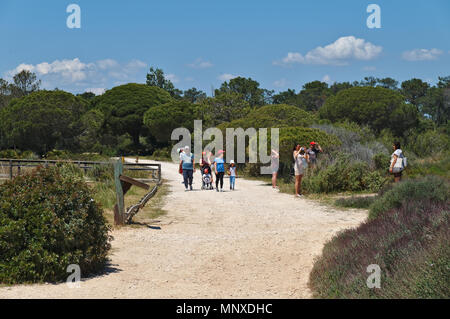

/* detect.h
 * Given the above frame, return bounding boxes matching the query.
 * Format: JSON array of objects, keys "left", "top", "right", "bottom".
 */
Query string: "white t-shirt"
[
  {"left": 391, "top": 149, "right": 404, "bottom": 167},
  {"left": 393, "top": 149, "right": 402, "bottom": 157}
]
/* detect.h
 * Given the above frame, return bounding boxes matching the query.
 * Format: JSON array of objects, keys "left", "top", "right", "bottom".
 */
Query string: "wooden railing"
[{"left": 0, "top": 158, "right": 161, "bottom": 183}]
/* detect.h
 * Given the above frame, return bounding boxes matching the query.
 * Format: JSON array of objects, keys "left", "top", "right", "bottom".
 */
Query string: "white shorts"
[{"left": 294, "top": 165, "right": 304, "bottom": 176}]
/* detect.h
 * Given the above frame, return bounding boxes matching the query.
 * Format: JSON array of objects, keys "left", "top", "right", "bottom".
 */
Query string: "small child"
[{"left": 228, "top": 160, "right": 237, "bottom": 190}]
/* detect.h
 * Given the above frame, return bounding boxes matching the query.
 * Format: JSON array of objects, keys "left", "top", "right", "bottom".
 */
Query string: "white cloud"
[
  {"left": 187, "top": 58, "right": 213, "bottom": 69},
  {"left": 85, "top": 88, "right": 106, "bottom": 95},
  {"left": 8, "top": 58, "right": 91, "bottom": 82},
  {"left": 273, "top": 78, "right": 288, "bottom": 88},
  {"left": 274, "top": 36, "right": 382, "bottom": 66},
  {"left": 218, "top": 73, "right": 238, "bottom": 81},
  {"left": 402, "top": 48, "right": 443, "bottom": 61},
  {"left": 165, "top": 73, "right": 179, "bottom": 83},
  {"left": 5, "top": 58, "right": 148, "bottom": 91},
  {"left": 321, "top": 75, "right": 332, "bottom": 84},
  {"left": 126, "top": 59, "right": 147, "bottom": 69},
  {"left": 97, "top": 59, "right": 119, "bottom": 70}
]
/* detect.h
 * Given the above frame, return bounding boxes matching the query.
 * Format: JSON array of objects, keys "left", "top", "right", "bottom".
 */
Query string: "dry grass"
[{"left": 102, "top": 179, "right": 170, "bottom": 227}]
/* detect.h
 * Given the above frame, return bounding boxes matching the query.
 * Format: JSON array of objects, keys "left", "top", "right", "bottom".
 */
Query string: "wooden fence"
[{"left": 0, "top": 158, "right": 161, "bottom": 183}]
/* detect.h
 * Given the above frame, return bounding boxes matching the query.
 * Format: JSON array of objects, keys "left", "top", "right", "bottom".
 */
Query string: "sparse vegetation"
[{"left": 309, "top": 177, "right": 450, "bottom": 298}]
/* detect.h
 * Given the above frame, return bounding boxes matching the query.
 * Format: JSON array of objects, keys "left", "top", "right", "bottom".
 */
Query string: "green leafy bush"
[
  {"left": 302, "top": 154, "right": 386, "bottom": 193},
  {"left": 0, "top": 165, "right": 111, "bottom": 284},
  {"left": 311, "top": 123, "right": 387, "bottom": 168},
  {"left": 369, "top": 176, "right": 449, "bottom": 219},
  {"left": 406, "top": 129, "right": 450, "bottom": 157},
  {"left": 362, "top": 170, "right": 388, "bottom": 192},
  {"left": 277, "top": 127, "right": 341, "bottom": 164},
  {"left": 406, "top": 155, "right": 450, "bottom": 178},
  {"left": 373, "top": 152, "right": 390, "bottom": 170},
  {"left": 0, "top": 149, "right": 38, "bottom": 159},
  {"left": 334, "top": 196, "right": 377, "bottom": 209}
]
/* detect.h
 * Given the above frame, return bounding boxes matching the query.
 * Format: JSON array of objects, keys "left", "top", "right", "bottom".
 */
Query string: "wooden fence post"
[
  {"left": 9, "top": 160, "right": 13, "bottom": 179},
  {"left": 113, "top": 160, "right": 125, "bottom": 225}
]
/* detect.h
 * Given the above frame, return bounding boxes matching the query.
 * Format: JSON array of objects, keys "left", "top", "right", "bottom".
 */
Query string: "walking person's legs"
[
  {"left": 298, "top": 175, "right": 303, "bottom": 195},
  {"left": 182, "top": 170, "right": 189, "bottom": 190},
  {"left": 215, "top": 173, "right": 220, "bottom": 191},
  {"left": 187, "top": 169, "right": 193, "bottom": 189},
  {"left": 295, "top": 174, "right": 303, "bottom": 196},
  {"left": 272, "top": 172, "right": 277, "bottom": 188},
  {"left": 230, "top": 176, "right": 235, "bottom": 190}
]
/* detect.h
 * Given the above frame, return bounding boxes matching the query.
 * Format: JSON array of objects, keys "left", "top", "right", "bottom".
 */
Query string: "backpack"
[{"left": 392, "top": 153, "right": 407, "bottom": 173}]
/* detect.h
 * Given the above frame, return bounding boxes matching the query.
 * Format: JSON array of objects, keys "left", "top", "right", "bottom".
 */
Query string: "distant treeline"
[{"left": 0, "top": 68, "right": 448, "bottom": 159}]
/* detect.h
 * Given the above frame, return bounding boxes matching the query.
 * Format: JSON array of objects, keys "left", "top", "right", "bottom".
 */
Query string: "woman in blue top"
[
  {"left": 214, "top": 149, "right": 225, "bottom": 192},
  {"left": 179, "top": 146, "right": 195, "bottom": 191}
]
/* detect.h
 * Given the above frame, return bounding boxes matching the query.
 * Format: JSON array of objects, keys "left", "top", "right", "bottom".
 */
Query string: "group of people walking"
[
  {"left": 178, "top": 146, "right": 237, "bottom": 192},
  {"left": 178, "top": 139, "right": 405, "bottom": 195}
]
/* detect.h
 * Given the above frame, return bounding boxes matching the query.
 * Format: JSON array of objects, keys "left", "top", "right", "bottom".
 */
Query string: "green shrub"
[
  {"left": 369, "top": 176, "right": 449, "bottom": 219},
  {"left": 362, "top": 171, "right": 388, "bottom": 192},
  {"left": 312, "top": 123, "right": 387, "bottom": 168},
  {"left": 334, "top": 196, "right": 377, "bottom": 209},
  {"left": 373, "top": 153, "right": 390, "bottom": 170},
  {"left": 406, "top": 155, "right": 450, "bottom": 178},
  {"left": 44, "top": 150, "right": 108, "bottom": 161},
  {"left": 151, "top": 146, "right": 172, "bottom": 160},
  {"left": 0, "top": 149, "right": 38, "bottom": 159},
  {"left": 277, "top": 127, "right": 341, "bottom": 165},
  {"left": 0, "top": 149, "right": 19, "bottom": 158},
  {"left": 0, "top": 165, "right": 111, "bottom": 284},
  {"left": 406, "top": 129, "right": 450, "bottom": 157},
  {"left": 302, "top": 154, "right": 386, "bottom": 193}
]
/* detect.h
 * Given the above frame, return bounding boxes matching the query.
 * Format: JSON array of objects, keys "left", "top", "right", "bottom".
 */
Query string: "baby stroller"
[{"left": 201, "top": 165, "right": 213, "bottom": 190}]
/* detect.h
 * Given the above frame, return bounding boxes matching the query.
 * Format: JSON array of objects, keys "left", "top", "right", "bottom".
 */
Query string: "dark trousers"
[
  {"left": 183, "top": 169, "right": 193, "bottom": 188},
  {"left": 215, "top": 172, "right": 224, "bottom": 189}
]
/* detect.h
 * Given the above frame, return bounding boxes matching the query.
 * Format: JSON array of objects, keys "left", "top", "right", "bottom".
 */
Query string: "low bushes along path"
[{"left": 0, "top": 159, "right": 367, "bottom": 298}]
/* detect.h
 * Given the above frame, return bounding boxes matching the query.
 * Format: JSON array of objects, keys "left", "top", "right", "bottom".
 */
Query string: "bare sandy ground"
[{"left": 0, "top": 159, "right": 367, "bottom": 299}]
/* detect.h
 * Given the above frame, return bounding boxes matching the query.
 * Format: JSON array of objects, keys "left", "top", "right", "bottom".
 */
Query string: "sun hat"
[
  {"left": 217, "top": 149, "right": 225, "bottom": 154},
  {"left": 310, "top": 141, "right": 316, "bottom": 145},
  {"left": 230, "top": 160, "right": 235, "bottom": 164}
]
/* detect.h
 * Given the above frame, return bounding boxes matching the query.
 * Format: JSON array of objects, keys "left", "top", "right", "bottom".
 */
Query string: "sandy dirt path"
[{"left": 0, "top": 159, "right": 367, "bottom": 299}]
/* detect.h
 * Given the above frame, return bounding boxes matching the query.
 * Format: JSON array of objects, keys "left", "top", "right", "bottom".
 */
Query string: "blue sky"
[{"left": 1, "top": 0, "right": 449, "bottom": 95}]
